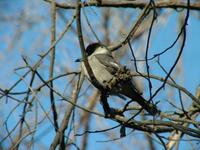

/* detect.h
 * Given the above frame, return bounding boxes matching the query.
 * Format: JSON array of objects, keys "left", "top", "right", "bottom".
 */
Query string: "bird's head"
[
  {"left": 75, "top": 43, "right": 110, "bottom": 62},
  {"left": 86, "top": 42, "right": 110, "bottom": 56}
]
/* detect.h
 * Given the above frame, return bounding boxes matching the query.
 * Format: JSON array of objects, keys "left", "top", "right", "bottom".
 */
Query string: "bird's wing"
[{"left": 94, "top": 54, "right": 121, "bottom": 75}]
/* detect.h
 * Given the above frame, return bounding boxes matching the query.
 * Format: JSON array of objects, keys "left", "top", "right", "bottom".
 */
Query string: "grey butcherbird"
[{"left": 80, "top": 43, "right": 158, "bottom": 116}]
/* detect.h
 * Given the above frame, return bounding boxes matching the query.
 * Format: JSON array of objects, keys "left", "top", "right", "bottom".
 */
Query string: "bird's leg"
[{"left": 100, "top": 91, "right": 112, "bottom": 118}]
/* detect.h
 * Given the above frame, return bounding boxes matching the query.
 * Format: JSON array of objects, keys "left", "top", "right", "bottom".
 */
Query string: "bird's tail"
[{"left": 120, "top": 81, "right": 158, "bottom": 115}]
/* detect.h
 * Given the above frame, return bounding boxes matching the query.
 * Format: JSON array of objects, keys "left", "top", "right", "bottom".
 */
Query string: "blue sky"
[{"left": 0, "top": 0, "right": 200, "bottom": 150}]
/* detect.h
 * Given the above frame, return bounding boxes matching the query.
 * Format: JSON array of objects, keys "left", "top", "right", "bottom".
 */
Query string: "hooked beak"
[{"left": 75, "top": 58, "right": 83, "bottom": 62}]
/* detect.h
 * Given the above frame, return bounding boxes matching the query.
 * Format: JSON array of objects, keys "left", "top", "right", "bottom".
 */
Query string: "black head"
[{"left": 86, "top": 42, "right": 102, "bottom": 56}]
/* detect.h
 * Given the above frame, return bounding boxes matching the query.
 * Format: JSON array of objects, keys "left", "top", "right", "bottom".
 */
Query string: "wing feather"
[{"left": 94, "top": 54, "right": 121, "bottom": 75}]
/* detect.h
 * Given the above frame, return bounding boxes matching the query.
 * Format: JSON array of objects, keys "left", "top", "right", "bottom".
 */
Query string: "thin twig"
[{"left": 49, "top": 0, "right": 59, "bottom": 132}]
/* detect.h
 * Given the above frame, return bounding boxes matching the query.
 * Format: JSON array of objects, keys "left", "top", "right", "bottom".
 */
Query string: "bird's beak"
[{"left": 75, "top": 58, "right": 83, "bottom": 62}]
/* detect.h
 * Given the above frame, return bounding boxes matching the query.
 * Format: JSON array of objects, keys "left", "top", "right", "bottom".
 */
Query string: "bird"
[{"left": 80, "top": 42, "right": 158, "bottom": 116}]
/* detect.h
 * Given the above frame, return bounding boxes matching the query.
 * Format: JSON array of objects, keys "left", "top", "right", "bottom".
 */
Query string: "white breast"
[{"left": 82, "top": 56, "right": 113, "bottom": 88}]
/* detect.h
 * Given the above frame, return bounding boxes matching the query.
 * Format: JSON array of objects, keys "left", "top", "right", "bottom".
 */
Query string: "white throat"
[{"left": 92, "top": 47, "right": 110, "bottom": 55}]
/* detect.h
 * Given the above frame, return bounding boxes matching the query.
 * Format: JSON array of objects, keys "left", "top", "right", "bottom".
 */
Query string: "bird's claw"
[{"left": 104, "top": 107, "right": 124, "bottom": 118}]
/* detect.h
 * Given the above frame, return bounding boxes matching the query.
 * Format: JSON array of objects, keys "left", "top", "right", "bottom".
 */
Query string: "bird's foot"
[
  {"left": 104, "top": 107, "right": 124, "bottom": 118},
  {"left": 147, "top": 103, "right": 161, "bottom": 116}
]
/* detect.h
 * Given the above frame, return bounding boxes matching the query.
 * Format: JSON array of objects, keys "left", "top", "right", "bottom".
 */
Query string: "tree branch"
[{"left": 44, "top": 0, "right": 200, "bottom": 11}]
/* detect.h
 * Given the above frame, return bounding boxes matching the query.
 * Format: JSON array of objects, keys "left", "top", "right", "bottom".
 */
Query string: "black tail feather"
[{"left": 120, "top": 81, "right": 159, "bottom": 115}]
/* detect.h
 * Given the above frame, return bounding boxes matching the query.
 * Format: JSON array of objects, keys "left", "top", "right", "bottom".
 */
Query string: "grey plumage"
[{"left": 82, "top": 43, "right": 158, "bottom": 115}]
